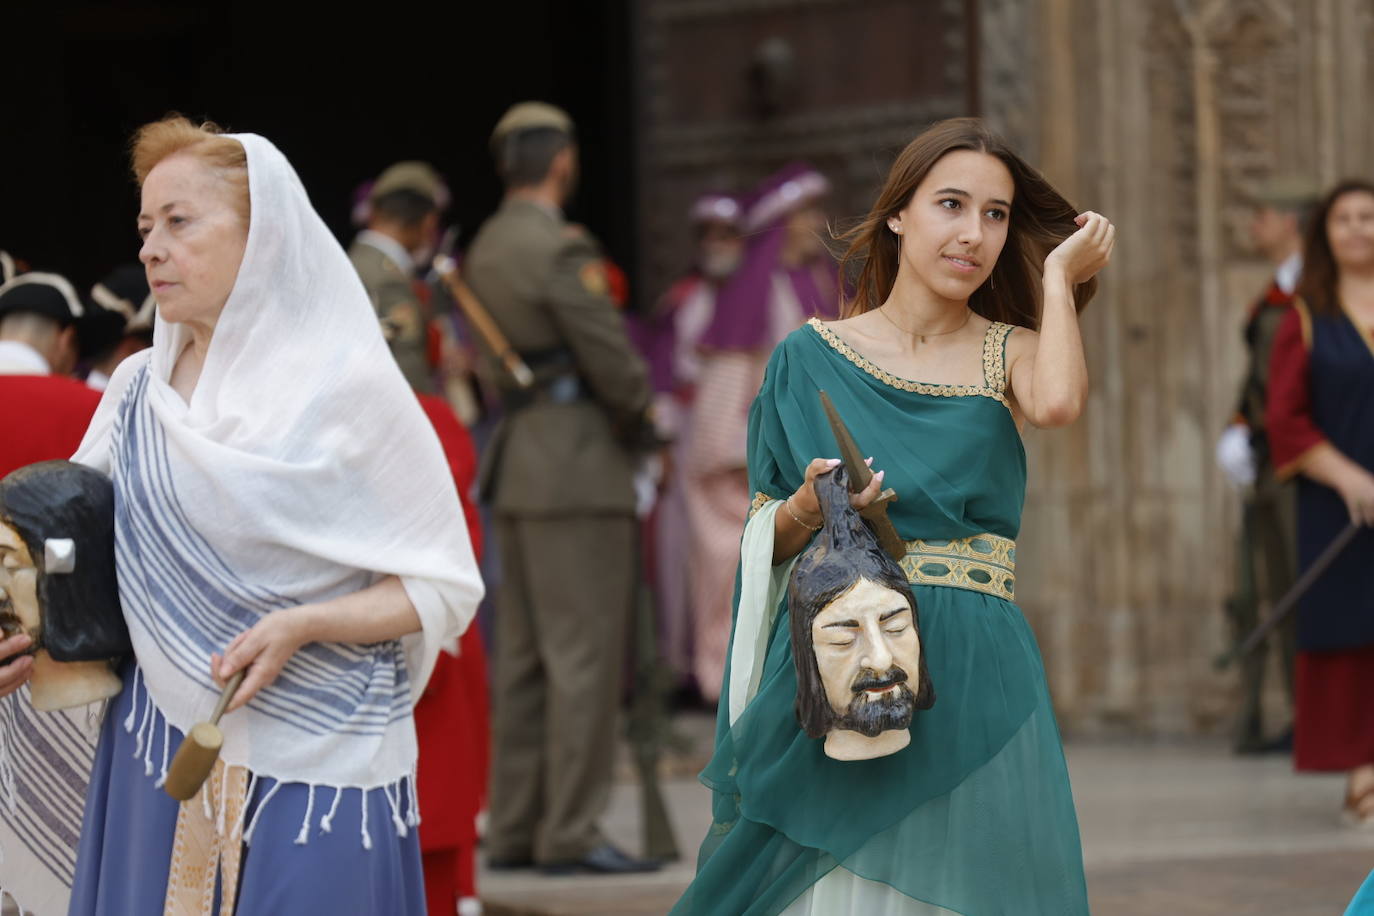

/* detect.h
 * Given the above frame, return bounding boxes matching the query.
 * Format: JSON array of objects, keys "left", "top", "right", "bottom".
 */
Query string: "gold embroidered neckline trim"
[{"left": 807, "top": 317, "right": 1011, "bottom": 409}]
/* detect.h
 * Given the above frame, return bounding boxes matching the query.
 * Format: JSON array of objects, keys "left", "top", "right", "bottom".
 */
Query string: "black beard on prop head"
[
  {"left": 0, "top": 590, "right": 32, "bottom": 657},
  {"left": 834, "top": 666, "right": 916, "bottom": 738}
]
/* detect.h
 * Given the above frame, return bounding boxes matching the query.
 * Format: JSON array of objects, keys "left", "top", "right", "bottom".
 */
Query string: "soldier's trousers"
[
  {"left": 1228, "top": 479, "right": 1298, "bottom": 749},
  {"left": 488, "top": 514, "right": 636, "bottom": 863}
]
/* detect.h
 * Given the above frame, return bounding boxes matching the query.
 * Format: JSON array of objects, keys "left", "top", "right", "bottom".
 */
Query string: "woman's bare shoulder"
[{"left": 1004, "top": 323, "right": 1039, "bottom": 361}]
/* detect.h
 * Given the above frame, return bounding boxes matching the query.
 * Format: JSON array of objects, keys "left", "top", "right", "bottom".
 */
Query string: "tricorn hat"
[{"left": 0, "top": 272, "right": 85, "bottom": 326}]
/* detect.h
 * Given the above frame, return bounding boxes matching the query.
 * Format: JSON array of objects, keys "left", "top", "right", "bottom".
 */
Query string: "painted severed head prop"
[
  {"left": 789, "top": 467, "right": 934, "bottom": 761},
  {"left": 0, "top": 461, "right": 128, "bottom": 710}
]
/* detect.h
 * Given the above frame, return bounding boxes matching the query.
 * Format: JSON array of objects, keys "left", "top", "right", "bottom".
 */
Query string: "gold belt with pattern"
[
  {"left": 899, "top": 533, "right": 1016, "bottom": 599},
  {"left": 750, "top": 493, "right": 1015, "bottom": 599}
]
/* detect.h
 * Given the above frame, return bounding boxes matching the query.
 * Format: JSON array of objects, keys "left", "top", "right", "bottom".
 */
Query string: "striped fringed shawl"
[
  {"left": 0, "top": 689, "right": 99, "bottom": 915},
  {"left": 110, "top": 365, "right": 419, "bottom": 797}
]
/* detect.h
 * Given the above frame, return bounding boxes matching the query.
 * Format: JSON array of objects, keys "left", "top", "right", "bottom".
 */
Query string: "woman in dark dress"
[{"left": 1267, "top": 179, "right": 1374, "bottom": 825}]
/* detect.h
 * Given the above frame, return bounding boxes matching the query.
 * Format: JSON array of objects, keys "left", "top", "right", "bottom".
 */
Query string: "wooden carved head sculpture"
[
  {"left": 789, "top": 467, "right": 934, "bottom": 761},
  {"left": 0, "top": 460, "right": 128, "bottom": 710}
]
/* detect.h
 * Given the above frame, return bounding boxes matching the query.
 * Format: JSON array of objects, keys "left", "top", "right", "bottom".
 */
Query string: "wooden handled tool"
[
  {"left": 163, "top": 671, "right": 245, "bottom": 801},
  {"left": 432, "top": 254, "right": 535, "bottom": 389}
]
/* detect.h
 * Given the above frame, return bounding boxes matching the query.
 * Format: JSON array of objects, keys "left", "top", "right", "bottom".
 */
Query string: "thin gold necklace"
[{"left": 875, "top": 304, "right": 973, "bottom": 343}]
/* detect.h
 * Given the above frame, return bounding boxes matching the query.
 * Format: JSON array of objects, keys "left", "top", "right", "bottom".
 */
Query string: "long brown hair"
[
  {"left": 1296, "top": 178, "right": 1374, "bottom": 317},
  {"left": 836, "top": 117, "right": 1096, "bottom": 328}
]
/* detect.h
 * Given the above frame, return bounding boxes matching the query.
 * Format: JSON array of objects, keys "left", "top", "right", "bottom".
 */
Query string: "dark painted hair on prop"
[{"left": 0, "top": 461, "right": 129, "bottom": 661}]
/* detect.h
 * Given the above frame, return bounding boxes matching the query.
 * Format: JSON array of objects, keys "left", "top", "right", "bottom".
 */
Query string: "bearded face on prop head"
[
  {"left": 789, "top": 467, "right": 935, "bottom": 761},
  {"left": 0, "top": 461, "right": 129, "bottom": 710}
]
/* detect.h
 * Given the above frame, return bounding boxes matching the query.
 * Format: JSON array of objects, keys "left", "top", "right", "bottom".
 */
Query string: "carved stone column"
[{"left": 991, "top": 0, "right": 1373, "bottom": 736}]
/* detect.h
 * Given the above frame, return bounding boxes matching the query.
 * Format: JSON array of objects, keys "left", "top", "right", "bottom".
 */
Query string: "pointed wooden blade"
[
  {"left": 819, "top": 390, "right": 873, "bottom": 491},
  {"left": 818, "top": 390, "right": 906, "bottom": 560}
]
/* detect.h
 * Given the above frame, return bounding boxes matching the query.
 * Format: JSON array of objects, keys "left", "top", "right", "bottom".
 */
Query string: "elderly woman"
[{"left": 61, "top": 117, "right": 482, "bottom": 914}]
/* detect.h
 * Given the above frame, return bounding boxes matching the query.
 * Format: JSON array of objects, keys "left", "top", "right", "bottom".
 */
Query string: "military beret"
[
  {"left": 1252, "top": 176, "right": 1321, "bottom": 211},
  {"left": 0, "top": 272, "right": 85, "bottom": 325},
  {"left": 370, "top": 161, "right": 446, "bottom": 206},
  {"left": 490, "top": 102, "right": 575, "bottom": 150}
]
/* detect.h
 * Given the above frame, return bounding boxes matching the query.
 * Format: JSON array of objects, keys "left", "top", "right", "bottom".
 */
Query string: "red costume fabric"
[
  {"left": 1266, "top": 307, "right": 1327, "bottom": 476},
  {"left": 1294, "top": 645, "right": 1374, "bottom": 770},
  {"left": 0, "top": 374, "right": 102, "bottom": 478},
  {"left": 414, "top": 394, "right": 490, "bottom": 913}
]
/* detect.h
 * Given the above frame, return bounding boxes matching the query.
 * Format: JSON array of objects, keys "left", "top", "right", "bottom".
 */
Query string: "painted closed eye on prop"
[
  {"left": 789, "top": 466, "right": 934, "bottom": 761},
  {"left": 0, "top": 461, "right": 130, "bottom": 711}
]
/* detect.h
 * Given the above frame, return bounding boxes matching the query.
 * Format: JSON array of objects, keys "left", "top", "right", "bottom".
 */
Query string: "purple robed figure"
[
  {"left": 686, "top": 163, "right": 839, "bottom": 701},
  {"left": 628, "top": 192, "right": 745, "bottom": 684}
]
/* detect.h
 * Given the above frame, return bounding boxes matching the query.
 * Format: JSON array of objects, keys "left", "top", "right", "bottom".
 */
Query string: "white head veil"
[{"left": 73, "top": 132, "right": 482, "bottom": 792}]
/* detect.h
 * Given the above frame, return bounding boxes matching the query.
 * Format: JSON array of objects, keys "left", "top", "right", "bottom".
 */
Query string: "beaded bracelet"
[{"left": 785, "top": 496, "right": 822, "bottom": 532}]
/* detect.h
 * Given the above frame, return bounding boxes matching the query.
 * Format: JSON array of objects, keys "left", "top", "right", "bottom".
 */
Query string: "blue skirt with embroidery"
[{"left": 68, "top": 662, "right": 425, "bottom": 915}]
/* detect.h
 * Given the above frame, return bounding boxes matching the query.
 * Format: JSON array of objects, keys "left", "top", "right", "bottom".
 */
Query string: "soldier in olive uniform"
[
  {"left": 1217, "top": 177, "right": 1318, "bottom": 753},
  {"left": 349, "top": 161, "right": 445, "bottom": 393},
  {"left": 464, "top": 103, "right": 657, "bottom": 874}
]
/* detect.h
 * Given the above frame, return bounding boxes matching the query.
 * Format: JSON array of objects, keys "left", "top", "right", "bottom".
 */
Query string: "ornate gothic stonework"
[{"left": 996, "top": 0, "right": 1371, "bottom": 736}]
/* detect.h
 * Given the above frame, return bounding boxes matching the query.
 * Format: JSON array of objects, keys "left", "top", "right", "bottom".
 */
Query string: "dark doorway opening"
[{"left": 2, "top": 2, "right": 634, "bottom": 294}]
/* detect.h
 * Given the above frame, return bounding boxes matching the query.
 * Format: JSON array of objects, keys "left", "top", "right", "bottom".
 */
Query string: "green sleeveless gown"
[{"left": 671, "top": 318, "right": 1089, "bottom": 915}]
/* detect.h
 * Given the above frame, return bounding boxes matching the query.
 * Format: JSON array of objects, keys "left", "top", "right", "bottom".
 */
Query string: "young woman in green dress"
[{"left": 672, "top": 118, "right": 1115, "bottom": 915}]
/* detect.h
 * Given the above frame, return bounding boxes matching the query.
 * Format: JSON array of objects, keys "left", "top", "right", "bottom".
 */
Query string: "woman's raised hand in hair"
[{"left": 1045, "top": 211, "right": 1116, "bottom": 285}]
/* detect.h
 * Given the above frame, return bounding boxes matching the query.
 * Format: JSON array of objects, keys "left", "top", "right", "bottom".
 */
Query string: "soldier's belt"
[
  {"left": 899, "top": 533, "right": 1016, "bottom": 600},
  {"left": 499, "top": 372, "right": 585, "bottom": 410}
]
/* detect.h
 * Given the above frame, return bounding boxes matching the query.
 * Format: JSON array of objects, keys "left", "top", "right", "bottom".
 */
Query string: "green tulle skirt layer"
[{"left": 672, "top": 585, "right": 1089, "bottom": 916}]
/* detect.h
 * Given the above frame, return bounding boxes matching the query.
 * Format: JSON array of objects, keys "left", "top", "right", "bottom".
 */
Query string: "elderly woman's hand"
[
  {"left": 0, "top": 633, "right": 34, "bottom": 698},
  {"left": 212, "top": 609, "right": 309, "bottom": 713},
  {"left": 208, "top": 577, "right": 424, "bottom": 713}
]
